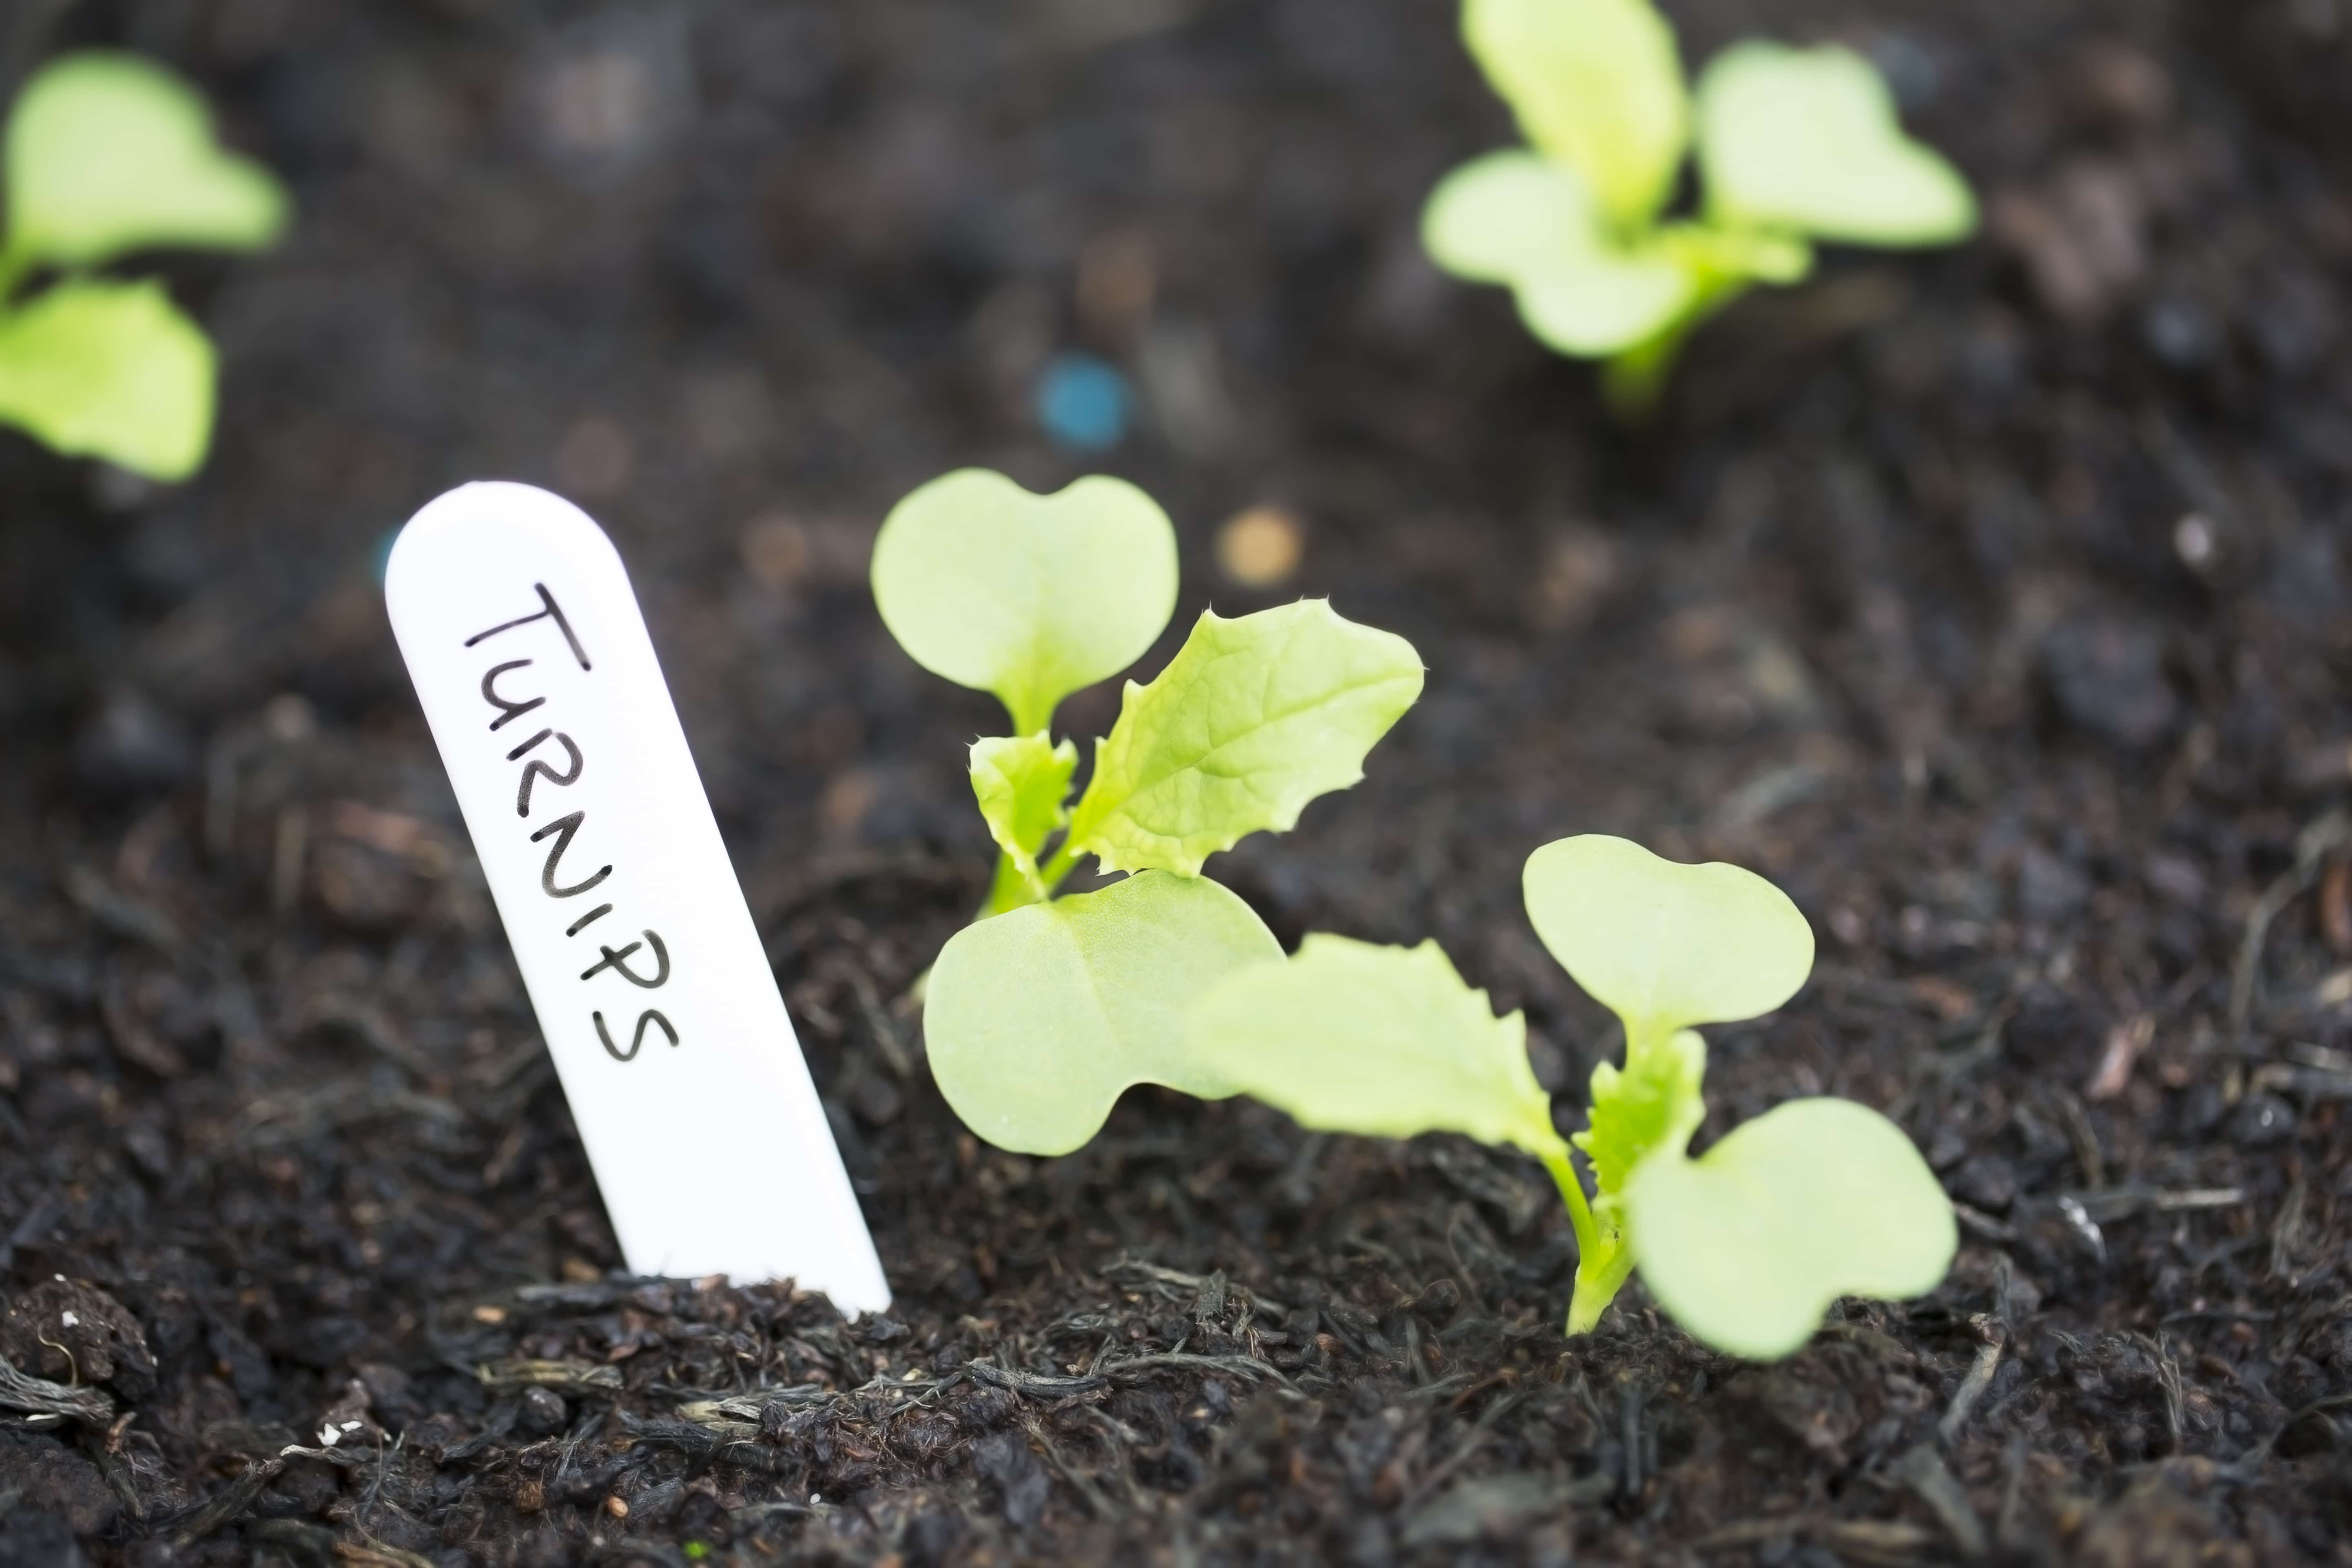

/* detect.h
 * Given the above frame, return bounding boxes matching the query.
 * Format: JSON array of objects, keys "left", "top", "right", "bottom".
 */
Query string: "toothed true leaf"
[
  {"left": 924, "top": 872, "right": 1281, "bottom": 1155},
  {"left": 1574, "top": 1027, "right": 1705, "bottom": 1200},
  {"left": 1462, "top": 0, "right": 1688, "bottom": 234},
  {"left": 970, "top": 732, "right": 1078, "bottom": 898},
  {"left": 1697, "top": 41, "right": 1976, "bottom": 246},
  {"left": 6, "top": 52, "right": 289, "bottom": 269},
  {"left": 1065, "top": 601, "right": 1423, "bottom": 878},
  {"left": 1188, "top": 935, "right": 1557, "bottom": 1156},
  {"left": 1624, "top": 1097, "right": 1958, "bottom": 1359},
  {"left": 1523, "top": 835, "right": 1814, "bottom": 1045},
  {"left": 0, "top": 279, "right": 214, "bottom": 480},
  {"left": 871, "top": 469, "right": 1179, "bottom": 735}
]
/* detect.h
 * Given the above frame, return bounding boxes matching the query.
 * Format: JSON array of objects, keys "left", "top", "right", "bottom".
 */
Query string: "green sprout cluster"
[
  {"left": 873, "top": 474, "right": 1955, "bottom": 1359},
  {"left": 1187, "top": 834, "right": 1956, "bottom": 1359},
  {"left": 1423, "top": 0, "right": 1976, "bottom": 412},
  {"left": 870, "top": 468, "right": 1425, "bottom": 1157},
  {"left": 0, "top": 53, "right": 288, "bottom": 480}
]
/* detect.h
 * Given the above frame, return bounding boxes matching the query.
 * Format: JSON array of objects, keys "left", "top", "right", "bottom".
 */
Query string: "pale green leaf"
[
  {"left": 1624, "top": 1097, "right": 1957, "bottom": 1359},
  {"left": 1188, "top": 935, "right": 1557, "bottom": 1155},
  {"left": 971, "top": 731, "right": 1078, "bottom": 896},
  {"left": 6, "top": 52, "right": 289, "bottom": 269},
  {"left": 1697, "top": 42, "right": 1976, "bottom": 247},
  {"left": 1462, "top": 0, "right": 1690, "bottom": 233},
  {"left": 1423, "top": 151, "right": 1698, "bottom": 356},
  {"left": 871, "top": 469, "right": 1179, "bottom": 735},
  {"left": 1066, "top": 601, "right": 1423, "bottom": 878},
  {"left": 925, "top": 871, "right": 1282, "bottom": 1155},
  {"left": 1523, "top": 835, "right": 1814, "bottom": 1045},
  {"left": 0, "top": 279, "right": 213, "bottom": 480},
  {"left": 1572, "top": 1027, "right": 1705, "bottom": 1203}
]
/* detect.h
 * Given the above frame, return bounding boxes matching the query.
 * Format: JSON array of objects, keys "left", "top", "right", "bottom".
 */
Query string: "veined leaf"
[
  {"left": 1625, "top": 1097, "right": 1957, "bottom": 1359},
  {"left": 1523, "top": 835, "right": 1814, "bottom": 1046},
  {"left": 1066, "top": 601, "right": 1423, "bottom": 878},
  {"left": 1462, "top": 0, "right": 1689, "bottom": 234},
  {"left": 1423, "top": 151, "right": 1697, "bottom": 356},
  {"left": 1188, "top": 935, "right": 1557, "bottom": 1156},
  {"left": 1697, "top": 42, "right": 1976, "bottom": 246},
  {"left": 5, "top": 52, "right": 289, "bottom": 270},
  {"left": 971, "top": 732, "right": 1078, "bottom": 897},
  {"left": 1572, "top": 1027, "right": 1705, "bottom": 1204},
  {"left": 925, "top": 872, "right": 1281, "bottom": 1155},
  {"left": 871, "top": 469, "right": 1178, "bottom": 735},
  {"left": 0, "top": 279, "right": 214, "bottom": 480}
]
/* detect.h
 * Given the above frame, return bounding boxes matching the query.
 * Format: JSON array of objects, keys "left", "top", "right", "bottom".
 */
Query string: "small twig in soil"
[
  {"left": 966, "top": 1358, "right": 1106, "bottom": 1399},
  {"left": 847, "top": 966, "right": 916, "bottom": 1080},
  {"left": 165, "top": 1455, "right": 283, "bottom": 1550},
  {"left": 1401, "top": 1388, "right": 1526, "bottom": 1511},
  {"left": 0, "top": 1349, "right": 113, "bottom": 1425},
  {"left": 1938, "top": 1316, "right": 2007, "bottom": 1445},
  {"left": 476, "top": 1358, "right": 626, "bottom": 1395},
  {"left": 2231, "top": 810, "right": 2352, "bottom": 1046},
  {"left": 1893, "top": 1443, "right": 1988, "bottom": 1559},
  {"left": 1019, "top": 1411, "right": 1118, "bottom": 1518}
]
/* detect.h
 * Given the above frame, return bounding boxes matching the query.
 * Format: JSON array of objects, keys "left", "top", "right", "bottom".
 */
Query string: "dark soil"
[{"left": 4, "top": 0, "right": 2351, "bottom": 1562}]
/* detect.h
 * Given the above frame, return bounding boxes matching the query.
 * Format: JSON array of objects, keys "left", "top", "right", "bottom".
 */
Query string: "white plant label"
[{"left": 385, "top": 481, "right": 889, "bottom": 1312}]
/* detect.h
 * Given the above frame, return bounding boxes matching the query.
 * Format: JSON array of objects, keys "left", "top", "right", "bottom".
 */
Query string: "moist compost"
[{"left": 3, "top": 0, "right": 2350, "bottom": 1562}]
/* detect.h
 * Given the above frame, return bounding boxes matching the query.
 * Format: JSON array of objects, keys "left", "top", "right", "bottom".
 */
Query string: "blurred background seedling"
[
  {"left": 1423, "top": 0, "right": 1975, "bottom": 414},
  {"left": 0, "top": 52, "right": 288, "bottom": 481}
]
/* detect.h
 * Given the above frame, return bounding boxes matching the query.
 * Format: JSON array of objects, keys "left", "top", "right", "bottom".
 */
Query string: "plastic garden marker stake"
[{"left": 385, "top": 482, "right": 890, "bottom": 1312}]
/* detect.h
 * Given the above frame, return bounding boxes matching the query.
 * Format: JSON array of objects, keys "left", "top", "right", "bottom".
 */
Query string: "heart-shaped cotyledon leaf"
[
  {"left": 1187, "top": 935, "right": 1560, "bottom": 1156},
  {"left": 871, "top": 469, "right": 1179, "bottom": 736},
  {"left": 969, "top": 731, "right": 1078, "bottom": 898},
  {"left": 1624, "top": 1097, "right": 1958, "bottom": 1360},
  {"left": 1523, "top": 834, "right": 1815, "bottom": 1047},
  {"left": 1065, "top": 600, "right": 1424, "bottom": 878},
  {"left": 5, "top": 52, "right": 289, "bottom": 270},
  {"left": 1696, "top": 41, "right": 1976, "bottom": 247},
  {"left": 1461, "top": 0, "right": 1689, "bottom": 235},
  {"left": 0, "top": 278, "right": 214, "bottom": 480},
  {"left": 925, "top": 871, "right": 1281, "bottom": 1156}
]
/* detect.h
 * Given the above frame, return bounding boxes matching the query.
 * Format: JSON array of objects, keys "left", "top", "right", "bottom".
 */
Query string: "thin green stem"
[
  {"left": 1536, "top": 1136, "right": 1600, "bottom": 1266},
  {"left": 1033, "top": 834, "right": 1084, "bottom": 898},
  {"left": 1566, "top": 1242, "right": 1637, "bottom": 1336},
  {"left": 977, "top": 851, "right": 1039, "bottom": 919}
]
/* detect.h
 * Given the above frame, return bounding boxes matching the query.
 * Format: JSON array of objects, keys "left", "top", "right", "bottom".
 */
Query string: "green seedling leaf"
[
  {"left": 926, "top": 871, "right": 1281, "bottom": 1155},
  {"left": 1697, "top": 42, "right": 1976, "bottom": 247},
  {"left": 1523, "top": 835, "right": 1814, "bottom": 1046},
  {"left": 5, "top": 52, "right": 289, "bottom": 270},
  {"left": 1574, "top": 1027, "right": 1704, "bottom": 1201},
  {"left": 1188, "top": 935, "right": 1557, "bottom": 1155},
  {"left": 1422, "top": 151, "right": 1696, "bottom": 356},
  {"left": 1462, "top": 0, "right": 1688, "bottom": 234},
  {"left": 871, "top": 469, "right": 1179, "bottom": 735},
  {"left": 971, "top": 732, "right": 1078, "bottom": 898},
  {"left": 1066, "top": 601, "right": 1424, "bottom": 878},
  {"left": 1561, "top": 1023, "right": 1704, "bottom": 1333},
  {"left": 0, "top": 278, "right": 213, "bottom": 480},
  {"left": 1624, "top": 1097, "right": 1957, "bottom": 1359}
]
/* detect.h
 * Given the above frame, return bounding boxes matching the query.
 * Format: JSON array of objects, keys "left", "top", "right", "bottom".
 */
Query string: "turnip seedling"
[
  {"left": 1187, "top": 834, "right": 1955, "bottom": 1359},
  {"left": 0, "top": 53, "right": 287, "bottom": 479},
  {"left": 871, "top": 469, "right": 1424, "bottom": 1156},
  {"left": 1422, "top": 0, "right": 1975, "bottom": 413}
]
